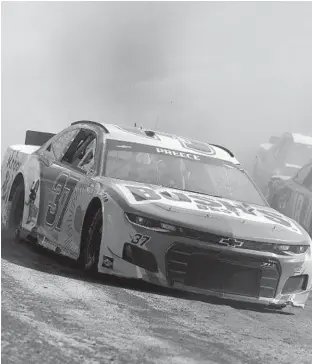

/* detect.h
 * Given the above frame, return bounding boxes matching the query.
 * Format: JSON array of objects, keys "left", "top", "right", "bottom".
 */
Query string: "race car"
[
  {"left": 267, "top": 162, "right": 312, "bottom": 238},
  {"left": 253, "top": 132, "right": 312, "bottom": 194},
  {"left": 2, "top": 120, "right": 312, "bottom": 309}
]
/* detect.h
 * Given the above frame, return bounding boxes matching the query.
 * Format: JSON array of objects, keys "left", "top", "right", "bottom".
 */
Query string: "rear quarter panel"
[{"left": 1, "top": 145, "right": 41, "bottom": 229}]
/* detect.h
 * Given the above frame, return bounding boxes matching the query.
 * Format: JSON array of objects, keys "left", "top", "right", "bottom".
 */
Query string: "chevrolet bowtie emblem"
[{"left": 219, "top": 238, "right": 244, "bottom": 248}]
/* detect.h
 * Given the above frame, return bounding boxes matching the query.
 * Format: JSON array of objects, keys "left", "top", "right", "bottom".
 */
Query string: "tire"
[
  {"left": 8, "top": 182, "right": 25, "bottom": 241},
  {"left": 79, "top": 209, "right": 103, "bottom": 272}
]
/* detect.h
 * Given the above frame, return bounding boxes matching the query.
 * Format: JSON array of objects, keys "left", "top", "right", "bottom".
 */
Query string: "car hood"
[{"left": 105, "top": 179, "right": 310, "bottom": 245}]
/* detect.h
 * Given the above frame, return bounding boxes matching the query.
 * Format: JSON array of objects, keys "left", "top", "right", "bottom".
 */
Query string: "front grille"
[{"left": 166, "top": 243, "right": 280, "bottom": 298}]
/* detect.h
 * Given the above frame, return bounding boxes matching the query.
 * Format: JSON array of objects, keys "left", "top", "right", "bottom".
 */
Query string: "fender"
[
  {"left": 1, "top": 145, "right": 41, "bottom": 231},
  {"left": 51, "top": 175, "right": 107, "bottom": 259}
]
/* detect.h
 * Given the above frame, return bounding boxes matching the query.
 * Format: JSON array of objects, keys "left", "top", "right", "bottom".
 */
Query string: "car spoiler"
[{"left": 25, "top": 130, "right": 55, "bottom": 146}]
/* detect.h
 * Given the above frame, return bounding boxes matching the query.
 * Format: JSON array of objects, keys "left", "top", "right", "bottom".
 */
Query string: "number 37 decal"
[
  {"left": 45, "top": 173, "right": 79, "bottom": 231},
  {"left": 130, "top": 234, "right": 151, "bottom": 246}
]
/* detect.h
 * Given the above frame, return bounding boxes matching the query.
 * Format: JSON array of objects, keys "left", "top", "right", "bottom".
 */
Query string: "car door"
[
  {"left": 39, "top": 127, "right": 98, "bottom": 251},
  {"left": 282, "top": 164, "right": 312, "bottom": 235},
  {"left": 37, "top": 127, "right": 80, "bottom": 239}
]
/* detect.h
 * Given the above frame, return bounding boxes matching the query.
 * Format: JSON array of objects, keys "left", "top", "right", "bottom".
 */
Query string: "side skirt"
[{"left": 18, "top": 227, "right": 77, "bottom": 260}]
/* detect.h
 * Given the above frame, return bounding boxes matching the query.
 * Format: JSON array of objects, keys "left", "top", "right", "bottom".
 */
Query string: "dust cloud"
[{"left": 2, "top": 2, "right": 312, "bottom": 171}]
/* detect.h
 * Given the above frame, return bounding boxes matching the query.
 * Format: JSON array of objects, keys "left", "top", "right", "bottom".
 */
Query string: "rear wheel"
[
  {"left": 79, "top": 209, "right": 103, "bottom": 272},
  {"left": 8, "top": 183, "right": 25, "bottom": 241}
]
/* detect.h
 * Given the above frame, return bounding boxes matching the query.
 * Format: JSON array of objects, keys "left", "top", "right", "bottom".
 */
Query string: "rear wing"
[{"left": 25, "top": 130, "right": 55, "bottom": 146}]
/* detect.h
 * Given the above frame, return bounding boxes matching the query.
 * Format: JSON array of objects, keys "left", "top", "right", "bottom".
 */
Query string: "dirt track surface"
[{"left": 2, "top": 228, "right": 312, "bottom": 364}]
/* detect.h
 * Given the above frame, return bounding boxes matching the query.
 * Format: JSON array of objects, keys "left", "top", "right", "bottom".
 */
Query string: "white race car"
[{"left": 2, "top": 121, "right": 312, "bottom": 309}]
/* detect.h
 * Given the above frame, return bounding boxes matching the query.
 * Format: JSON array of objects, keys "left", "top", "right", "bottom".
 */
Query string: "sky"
[{"left": 2, "top": 1, "right": 312, "bottom": 170}]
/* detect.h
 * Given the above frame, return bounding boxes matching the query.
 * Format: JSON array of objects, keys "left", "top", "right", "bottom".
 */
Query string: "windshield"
[
  {"left": 104, "top": 140, "right": 266, "bottom": 206},
  {"left": 286, "top": 143, "right": 312, "bottom": 166}
]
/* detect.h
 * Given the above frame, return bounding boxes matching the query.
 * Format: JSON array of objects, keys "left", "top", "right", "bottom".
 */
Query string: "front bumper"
[
  {"left": 165, "top": 242, "right": 311, "bottom": 308},
  {"left": 99, "top": 212, "right": 312, "bottom": 309}
]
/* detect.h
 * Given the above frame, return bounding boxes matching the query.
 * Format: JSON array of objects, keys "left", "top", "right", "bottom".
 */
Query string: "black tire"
[
  {"left": 79, "top": 209, "right": 103, "bottom": 272},
  {"left": 8, "top": 182, "right": 25, "bottom": 241}
]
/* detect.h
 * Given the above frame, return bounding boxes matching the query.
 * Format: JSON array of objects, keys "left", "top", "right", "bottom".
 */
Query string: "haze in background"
[{"left": 2, "top": 2, "right": 312, "bottom": 171}]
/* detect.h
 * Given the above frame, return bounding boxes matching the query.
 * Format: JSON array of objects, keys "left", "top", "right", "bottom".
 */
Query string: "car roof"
[{"left": 71, "top": 121, "right": 240, "bottom": 164}]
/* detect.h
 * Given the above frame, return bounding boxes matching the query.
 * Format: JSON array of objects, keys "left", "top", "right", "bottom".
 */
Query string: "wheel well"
[
  {"left": 80, "top": 197, "right": 103, "bottom": 256},
  {"left": 9, "top": 173, "right": 25, "bottom": 201}
]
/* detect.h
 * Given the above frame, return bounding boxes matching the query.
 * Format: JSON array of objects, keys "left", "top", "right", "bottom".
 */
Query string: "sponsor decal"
[
  {"left": 1, "top": 170, "right": 12, "bottom": 202},
  {"left": 155, "top": 147, "right": 201, "bottom": 161},
  {"left": 125, "top": 186, "right": 162, "bottom": 202},
  {"left": 74, "top": 205, "right": 83, "bottom": 233},
  {"left": 6, "top": 151, "right": 21, "bottom": 172},
  {"left": 102, "top": 255, "right": 114, "bottom": 269},
  {"left": 106, "top": 139, "right": 218, "bottom": 164},
  {"left": 101, "top": 192, "right": 109, "bottom": 202},
  {"left": 116, "top": 144, "right": 133, "bottom": 149},
  {"left": 25, "top": 179, "right": 40, "bottom": 224},
  {"left": 118, "top": 184, "right": 301, "bottom": 232}
]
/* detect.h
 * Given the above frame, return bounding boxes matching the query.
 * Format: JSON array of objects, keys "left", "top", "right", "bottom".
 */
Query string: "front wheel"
[{"left": 79, "top": 209, "right": 103, "bottom": 272}]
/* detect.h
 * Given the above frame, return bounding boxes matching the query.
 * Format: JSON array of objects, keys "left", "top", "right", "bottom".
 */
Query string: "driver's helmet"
[
  {"left": 128, "top": 153, "right": 155, "bottom": 181},
  {"left": 155, "top": 155, "right": 183, "bottom": 188}
]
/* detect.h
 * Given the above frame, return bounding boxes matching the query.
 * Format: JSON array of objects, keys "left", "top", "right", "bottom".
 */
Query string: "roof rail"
[
  {"left": 210, "top": 143, "right": 235, "bottom": 157},
  {"left": 71, "top": 120, "right": 109, "bottom": 133}
]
